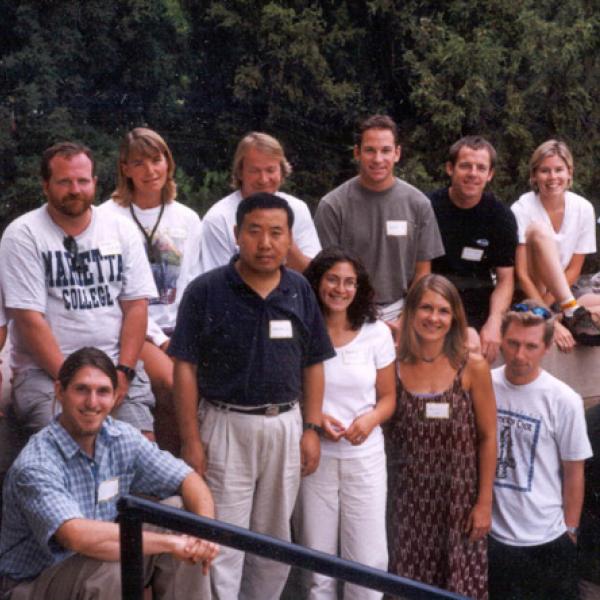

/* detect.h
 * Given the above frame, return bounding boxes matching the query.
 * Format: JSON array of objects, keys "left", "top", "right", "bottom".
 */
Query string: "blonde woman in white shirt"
[
  {"left": 100, "top": 128, "right": 202, "bottom": 452},
  {"left": 512, "top": 139, "right": 600, "bottom": 349},
  {"left": 295, "top": 247, "right": 396, "bottom": 600}
]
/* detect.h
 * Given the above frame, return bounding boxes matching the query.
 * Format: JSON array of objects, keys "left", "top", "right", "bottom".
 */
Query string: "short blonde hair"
[
  {"left": 113, "top": 127, "right": 176, "bottom": 206},
  {"left": 529, "top": 139, "right": 573, "bottom": 193},
  {"left": 398, "top": 274, "right": 468, "bottom": 369},
  {"left": 230, "top": 132, "right": 292, "bottom": 190}
]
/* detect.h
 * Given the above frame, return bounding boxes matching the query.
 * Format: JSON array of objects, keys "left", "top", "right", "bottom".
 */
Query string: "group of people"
[{"left": 0, "top": 114, "right": 595, "bottom": 600}]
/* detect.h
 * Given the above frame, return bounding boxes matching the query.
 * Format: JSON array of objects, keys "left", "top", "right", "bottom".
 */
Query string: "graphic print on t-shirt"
[
  {"left": 495, "top": 409, "right": 541, "bottom": 492},
  {"left": 43, "top": 246, "right": 122, "bottom": 311},
  {"left": 147, "top": 229, "right": 184, "bottom": 305}
]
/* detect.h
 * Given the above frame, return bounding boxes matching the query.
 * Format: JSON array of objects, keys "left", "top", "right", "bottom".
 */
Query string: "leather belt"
[{"left": 205, "top": 398, "right": 298, "bottom": 416}]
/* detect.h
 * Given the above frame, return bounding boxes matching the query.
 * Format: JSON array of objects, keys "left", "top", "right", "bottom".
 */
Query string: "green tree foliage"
[
  {"left": 2, "top": 0, "right": 599, "bottom": 244},
  {"left": 1, "top": 0, "right": 188, "bottom": 224}
]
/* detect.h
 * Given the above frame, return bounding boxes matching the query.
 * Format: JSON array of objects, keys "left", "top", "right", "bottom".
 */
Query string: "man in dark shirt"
[
  {"left": 429, "top": 136, "right": 517, "bottom": 363},
  {"left": 169, "top": 193, "right": 334, "bottom": 600}
]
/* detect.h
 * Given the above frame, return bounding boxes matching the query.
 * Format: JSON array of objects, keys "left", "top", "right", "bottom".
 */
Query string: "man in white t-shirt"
[
  {"left": 201, "top": 132, "right": 321, "bottom": 273},
  {"left": 0, "top": 142, "right": 158, "bottom": 440},
  {"left": 490, "top": 300, "right": 593, "bottom": 599}
]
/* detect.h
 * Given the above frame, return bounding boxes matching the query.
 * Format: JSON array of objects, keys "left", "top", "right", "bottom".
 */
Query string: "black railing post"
[{"left": 118, "top": 498, "right": 144, "bottom": 600}]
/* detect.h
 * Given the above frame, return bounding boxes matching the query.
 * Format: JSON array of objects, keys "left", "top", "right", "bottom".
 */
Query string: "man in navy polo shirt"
[{"left": 169, "top": 192, "right": 334, "bottom": 600}]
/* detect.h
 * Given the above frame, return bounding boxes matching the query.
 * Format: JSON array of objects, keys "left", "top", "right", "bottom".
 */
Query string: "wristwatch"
[
  {"left": 566, "top": 526, "right": 579, "bottom": 536},
  {"left": 303, "top": 422, "right": 323, "bottom": 435},
  {"left": 116, "top": 363, "right": 136, "bottom": 382}
]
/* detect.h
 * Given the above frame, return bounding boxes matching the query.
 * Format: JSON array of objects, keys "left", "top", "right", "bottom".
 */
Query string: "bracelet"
[
  {"left": 116, "top": 363, "right": 136, "bottom": 382},
  {"left": 566, "top": 526, "right": 578, "bottom": 536},
  {"left": 303, "top": 422, "right": 323, "bottom": 435}
]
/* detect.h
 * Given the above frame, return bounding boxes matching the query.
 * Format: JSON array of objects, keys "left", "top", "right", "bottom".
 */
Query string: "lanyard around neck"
[{"left": 129, "top": 201, "right": 166, "bottom": 263}]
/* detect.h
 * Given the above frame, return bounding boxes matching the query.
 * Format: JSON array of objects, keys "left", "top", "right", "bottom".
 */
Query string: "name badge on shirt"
[
  {"left": 269, "top": 320, "right": 293, "bottom": 339},
  {"left": 425, "top": 402, "right": 450, "bottom": 419},
  {"left": 386, "top": 220, "right": 407, "bottom": 236},
  {"left": 461, "top": 246, "right": 484, "bottom": 262},
  {"left": 97, "top": 477, "right": 119, "bottom": 503},
  {"left": 341, "top": 349, "right": 368, "bottom": 365},
  {"left": 99, "top": 240, "right": 122, "bottom": 257}
]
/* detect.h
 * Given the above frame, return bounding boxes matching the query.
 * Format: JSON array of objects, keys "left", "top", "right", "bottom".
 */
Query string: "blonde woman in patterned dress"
[{"left": 386, "top": 274, "right": 496, "bottom": 600}]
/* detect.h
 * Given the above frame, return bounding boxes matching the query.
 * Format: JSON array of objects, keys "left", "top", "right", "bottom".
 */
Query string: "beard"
[{"left": 48, "top": 191, "right": 95, "bottom": 218}]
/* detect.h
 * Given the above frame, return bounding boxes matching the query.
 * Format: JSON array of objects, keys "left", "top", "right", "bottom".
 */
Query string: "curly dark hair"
[{"left": 304, "top": 247, "right": 378, "bottom": 330}]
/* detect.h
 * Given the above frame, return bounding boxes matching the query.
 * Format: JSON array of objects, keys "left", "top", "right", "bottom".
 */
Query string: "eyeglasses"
[
  {"left": 511, "top": 303, "right": 552, "bottom": 320},
  {"left": 322, "top": 274, "right": 358, "bottom": 290},
  {"left": 63, "top": 235, "right": 88, "bottom": 275}
]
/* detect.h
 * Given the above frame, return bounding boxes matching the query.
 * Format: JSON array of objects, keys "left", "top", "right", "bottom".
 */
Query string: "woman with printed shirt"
[
  {"left": 100, "top": 128, "right": 202, "bottom": 452},
  {"left": 387, "top": 274, "right": 496, "bottom": 600},
  {"left": 295, "top": 246, "right": 396, "bottom": 600}
]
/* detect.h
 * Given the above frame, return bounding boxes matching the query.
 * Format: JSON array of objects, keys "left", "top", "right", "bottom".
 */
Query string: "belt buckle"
[{"left": 265, "top": 405, "right": 280, "bottom": 417}]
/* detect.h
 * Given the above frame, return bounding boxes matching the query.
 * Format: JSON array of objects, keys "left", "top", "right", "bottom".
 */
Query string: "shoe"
[{"left": 563, "top": 306, "right": 600, "bottom": 346}]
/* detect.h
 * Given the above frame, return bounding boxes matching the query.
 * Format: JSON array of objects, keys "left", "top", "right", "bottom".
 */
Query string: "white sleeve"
[
  {"left": 147, "top": 316, "right": 169, "bottom": 347},
  {"left": 200, "top": 213, "right": 236, "bottom": 273},
  {"left": 374, "top": 321, "right": 396, "bottom": 369},
  {"left": 0, "top": 224, "right": 47, "bottom": 313},
  {"left": 176, "top": 213, "right": 203, "bottom": 301},
  {"left": 574, "top": 198, "right": 596, "bottom": 255},
  {"left": 556, "top": 390, "right": 593, "bottom": 461},
  {"left": 291, "top": 200, "right": 321, "bottom": 258},
  {"left": 118, "top": 221, "right": 158, "bottom": 301},
  {"left": 510, "top": 201, "right": 529, "bottom": 245}
]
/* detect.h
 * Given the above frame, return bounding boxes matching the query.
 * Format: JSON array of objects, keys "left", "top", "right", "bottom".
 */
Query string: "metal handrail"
[{"left": 118, "top": 494, "right": 468, "bottom": 600}]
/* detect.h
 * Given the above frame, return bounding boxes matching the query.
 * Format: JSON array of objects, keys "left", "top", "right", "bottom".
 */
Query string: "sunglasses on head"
[
  {"left": 63, "top": 235, "right": 88, "bottom": 275},
  {"left": 511, "top": 303, "right": 552, "bottom": 320}
]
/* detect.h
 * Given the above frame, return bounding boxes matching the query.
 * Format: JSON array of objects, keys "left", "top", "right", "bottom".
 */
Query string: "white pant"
[
  {"left": 295, "top": 451, "right": 388, "bottom": 600},
  {"left": 199, "top": 401, "right": 302, "bottom": 600}
]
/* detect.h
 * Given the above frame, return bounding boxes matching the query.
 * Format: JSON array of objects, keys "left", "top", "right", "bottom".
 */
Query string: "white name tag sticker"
[
  {"left": 461, "top": 246, "right": 484, "bottom": 262},
  {"left": 269, "top": 320, "right": 293, "bottom": 339},
  {"left": 341, "top": 349, "right": 368, "bottom": 365},
  {"left": 99, "top": 240, "right": 122, "bottom": 257},
  {"left": 425, "top": 402, "right": 450, "bottom": 419},
  {"left": 386, "top": 220, "right": 407, "bottom": 236},
  {"left": 98, "top": 477, "right": 119, "bottom": 503}
]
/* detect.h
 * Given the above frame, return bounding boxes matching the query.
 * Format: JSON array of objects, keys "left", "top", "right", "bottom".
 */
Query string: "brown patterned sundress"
[{"left": 386, "top": 363, "right": 488, "bottom": 600}]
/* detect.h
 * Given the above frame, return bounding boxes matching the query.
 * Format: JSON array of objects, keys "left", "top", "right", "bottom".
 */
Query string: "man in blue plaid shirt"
[{"left": 0, "top": 347, "right": 218, "bottom": 599}]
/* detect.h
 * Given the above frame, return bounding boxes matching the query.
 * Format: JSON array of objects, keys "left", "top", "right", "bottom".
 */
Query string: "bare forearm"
[
  {"left": 286, "top": 242, "right": 311, "bottom": 273},
  {"left": 410, "top": 261, "right": 430, "bottom": 290},
  {"left": 563, "top": 461, "right": 585, "bottom": 528},
  {"left": 173, "top": 360, "right": 202, "bottom": 445},
  {"left": 302, "top": 363, "right": 324, "bottom": 425},
  {"left": 488, "top": 275, "right": 514, "bottom": 319},
  {"left": 57, "top": 519, "right": 192, "bottom": 561},
  {"left": 181, "top": 472, "right": 215, "bottom": 519},
  {"left": 119, "top": 299, "right": 148, "bottom": 367},
  {"left": 477, "top": 435, "right": 496, "bottom": 505},
  {"left": 371, "top": 393, "right": 396, "bottom": 426},
  {"left": 13, "top": 310, "right": 63, "bottom": 378}
]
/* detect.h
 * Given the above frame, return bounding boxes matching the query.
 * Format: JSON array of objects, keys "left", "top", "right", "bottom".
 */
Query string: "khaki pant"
[
  {"left": 6, "top": 551, "right": 209, "bottom": 600},
  {"left": 4, "top": 497, "right": 210, "bottom": 600},
  {"left": 199, "top": 401, "right": 302, "bottom": 600}
]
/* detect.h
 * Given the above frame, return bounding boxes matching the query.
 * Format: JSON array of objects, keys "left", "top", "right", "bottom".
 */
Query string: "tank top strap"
[{"left": 452, "top": 355, "right": 469, "bottom": 389}]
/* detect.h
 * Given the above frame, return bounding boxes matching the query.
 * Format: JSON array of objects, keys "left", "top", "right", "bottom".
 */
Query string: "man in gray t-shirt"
[{"left": 315, "top": 114, "right": 444, "bottom": 321}]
